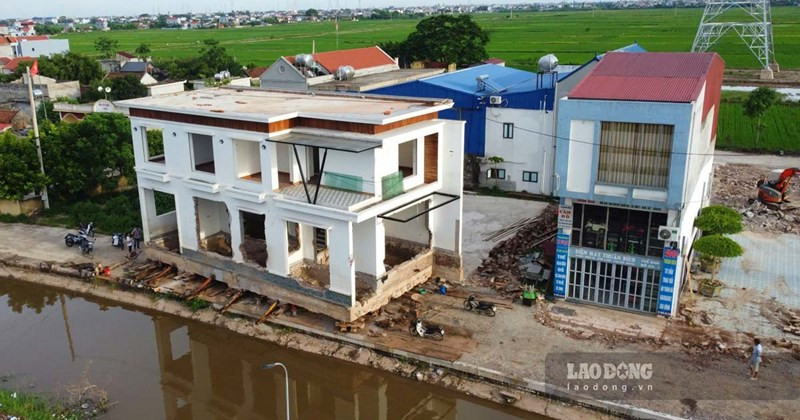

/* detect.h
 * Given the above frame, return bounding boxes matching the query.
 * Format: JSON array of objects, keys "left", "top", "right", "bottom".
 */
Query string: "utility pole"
[{"left": 25, "top": 66, "right": 50, "bottom": 210}]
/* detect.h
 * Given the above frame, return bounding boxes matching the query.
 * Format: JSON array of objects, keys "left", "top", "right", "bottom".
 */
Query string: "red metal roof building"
[
  {"left": 568, "top": 51, "right": 725, "bottom": 139},
  {"left": 284, "top": 46, "right": 396, "bottom": 73}
]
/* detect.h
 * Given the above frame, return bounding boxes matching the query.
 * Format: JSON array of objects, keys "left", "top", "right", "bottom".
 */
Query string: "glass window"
[
  {"left": 522, "top": 171, "right": 538, "bottom": 182},
  {"left": 502, "top": 123, "right": 514, "bottom": 139},
  {"left": 581, "top": 205, "right": 607, "bottom": 250},
  {"left": 571, "top": 203, "right": 583, "bottom": 246},
  {"left": 598, "top": 122, "right": 673, "bottom": 188},
  {"left": 486, "top": 168, "right": 506, "bottom": 179}
]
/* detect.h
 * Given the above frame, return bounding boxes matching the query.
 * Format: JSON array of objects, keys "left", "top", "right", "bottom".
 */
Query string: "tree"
[
  {"left": 85, "top": 74, "right": 148, "bottom": 102},
  {"left": 694, "top": 205, "right": 743, "bottom": 236},
  {"left": 692, "top": 235, "right": 744, "bottom": 281},
  {"left": 154, "top": 39, "right": 244, "bottom": 80},
  {"left": 39, "top": 113, "right": 133, "bottom": 201},
  {"left": 0, "top": 132, "right": 49, "bottom": 200},
  {"left": 743, "top": 87, "right": 781, "bottom": 146},
  {"left": 305, "top": 8, "right": 319, "bottom": 17},
  {"left": 393, "top": 15, "right": 490, "bottom": 68},
  {"left": 94, "top": 36, "right": 119, "bottom": 58},
  {"left": 135, "top": 43, "right": 151, "bottom": 58},
  {"left": 38, "top": 52, "right": 103, "bottom": 85}
]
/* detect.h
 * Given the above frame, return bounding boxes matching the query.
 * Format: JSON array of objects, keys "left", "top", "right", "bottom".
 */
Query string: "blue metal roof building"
[{"left": 368, "top": 64, "right": 558, "bottom": 156}]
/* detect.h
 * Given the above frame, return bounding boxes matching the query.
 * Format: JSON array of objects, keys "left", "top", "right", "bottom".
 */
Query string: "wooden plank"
[
  {"left": 220, "top": 290, "right": 244, "bottom": 314},
  {"left": 184, "top": 277, "right": 213, "bottom": 299},
  {"left": 424, "top": 133, "right": 438, "bottom": 184},
  {"left": 255, "top": 301, "right": 279, "bottom": 325}
]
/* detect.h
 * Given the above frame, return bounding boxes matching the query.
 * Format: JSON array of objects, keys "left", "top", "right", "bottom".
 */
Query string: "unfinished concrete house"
[{"left": 120, "top": 88, "right": 464, "bottom": 321}]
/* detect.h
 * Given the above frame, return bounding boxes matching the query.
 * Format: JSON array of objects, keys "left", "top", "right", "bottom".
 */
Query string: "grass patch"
[
  {"left": 717, "top": 99, "right": 800, "bottom": 153},
  {"left": 57, "top": 7, "right": 800, "bottom": 70},
  {"left": 0, "top": 388, "right": 81, "bottom": 420},
  {"left": 186, "top": 298, "right": 210, "bottom": 312}
]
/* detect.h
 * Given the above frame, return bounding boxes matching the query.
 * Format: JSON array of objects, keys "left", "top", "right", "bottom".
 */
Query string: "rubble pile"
[
  {"left": 475, "top": 204, "right": 558, "bottom": 295},
  {"left": 711, "top": 164, "right": 800, "bottom": 234}
]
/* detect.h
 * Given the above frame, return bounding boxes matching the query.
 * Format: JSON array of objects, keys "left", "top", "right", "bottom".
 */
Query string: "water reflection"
[{"left": 0, "top": 279, "right": 533, "bottom": 420}]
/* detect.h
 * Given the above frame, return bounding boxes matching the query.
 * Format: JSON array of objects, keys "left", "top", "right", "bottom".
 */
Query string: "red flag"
[{"left": 30, "top": 59, "right": 38, "bottom": 76}]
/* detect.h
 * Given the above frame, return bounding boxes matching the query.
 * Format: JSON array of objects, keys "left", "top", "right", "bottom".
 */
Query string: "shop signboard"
[
  {"left": 657, "top": 247, "right": 680, "bottom": 316},
  {"left": 554, "top": 233, "right": 570, "bottom": 297}
]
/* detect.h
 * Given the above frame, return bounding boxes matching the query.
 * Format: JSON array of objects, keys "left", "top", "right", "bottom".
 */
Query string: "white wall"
[
  {"left": 148, "top": 82, "right": 186, "bottom": 97},
  {"left": 16, "top": 39, "right": 69, "bottom": 57},
  {"left": 566, "top": 119, "right": 595, "bottom": 194},
  {"left": 234, "top": 139, "right": 261, "bottom": 177},
  {"left": 321, "top": 149, "right": 377, "bottom": 194},
  {"left": 481, "top": 108, "right": 555, "bottom": 194},
  {"left": 191, "top": 134, "right": 214, "bottom": 166},
  {"left": 384, "top": 202, "right": 430, "bottom": 244}
]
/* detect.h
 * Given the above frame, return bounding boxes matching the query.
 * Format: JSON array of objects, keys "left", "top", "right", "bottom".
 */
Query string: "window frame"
[
  {"left": 502, "top": 123, "right": 514, "bottom": 139},
  {"left": 522, "top": 171, "right": 538, "bottom": 183},
  {"left": 486, "top": 168, "right": 506, "bottom": 180}
]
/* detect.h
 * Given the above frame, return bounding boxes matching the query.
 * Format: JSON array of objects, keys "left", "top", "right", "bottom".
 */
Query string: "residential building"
[
  {"left": 0, "top": 56, "right": 36, "bottom": 75},
  {"left": 260, "top": 46, "right": 442, "bottom": 92},
  {"left": 12, "top": 36, "right": 69, "bottom": 58},
  {"left": 118, "top": 88, "right": 464, "bottom": 321},
  {"left": 371, "top": 64, "right": 558, "bottom": 194},
  {"left": 553, "top": 52, "right": 724, "bottom": 317}
]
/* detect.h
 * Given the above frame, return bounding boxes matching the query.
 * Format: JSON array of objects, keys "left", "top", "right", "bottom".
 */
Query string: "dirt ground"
[{"left": 725, "top": 69, "right": 800, "bottom": 88}]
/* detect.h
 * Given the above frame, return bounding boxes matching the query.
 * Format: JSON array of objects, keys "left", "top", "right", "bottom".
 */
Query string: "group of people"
[{"left": 122, "top": 227, "right": 143, "bottom": 254}]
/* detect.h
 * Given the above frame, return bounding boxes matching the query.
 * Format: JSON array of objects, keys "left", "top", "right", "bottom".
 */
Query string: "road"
[{"left": 715, "top": 150, "right": 800, "bottom": 168}]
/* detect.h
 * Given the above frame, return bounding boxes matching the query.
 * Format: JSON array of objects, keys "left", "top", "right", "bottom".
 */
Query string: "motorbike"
[
  {"left": 65, "top": 233, "right": 84, "bottom": 247},
  {"left": 78, "top": 237, "right": 94, "bottom": 257},
  {"left": 111, "top": 232, "right": 125, "bottom": 249},
  {"left": 409, "top": 319, "right": 444, "bottom": 341},
  {"left": 463, "top": 295, "right": 497, "bottom": 317},
  {"left": 79, "top": 222, "right": 95, "bottom": 238}
]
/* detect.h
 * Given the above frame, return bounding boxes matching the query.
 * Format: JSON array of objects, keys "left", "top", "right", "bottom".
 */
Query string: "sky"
[{"left": 1, "top": 0, "right": 546, "bottom": 19}]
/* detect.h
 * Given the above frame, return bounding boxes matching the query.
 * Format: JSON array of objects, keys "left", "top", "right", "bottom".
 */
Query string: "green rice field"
[
  {"left": 717, "top": 99, "right": 800, "bottom": 153},
  {"left": 58, "top": 7, "right": 800, "bottom": 71}
]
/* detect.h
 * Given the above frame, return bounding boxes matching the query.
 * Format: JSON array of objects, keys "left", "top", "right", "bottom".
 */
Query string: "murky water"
[{"left": 0, "top": 279, "right": 539, "bottom": 419}]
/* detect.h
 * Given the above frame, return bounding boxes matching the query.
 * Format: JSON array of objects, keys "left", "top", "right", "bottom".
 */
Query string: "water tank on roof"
[
  {"left": 334, "top": 65, "right": 355, "bottom": 81},
  {"left": 538, "top": 54, "right": 558, "bottom": 73},
  {"left": 294, "top": 53, "right": 315, "bottom": 68}
]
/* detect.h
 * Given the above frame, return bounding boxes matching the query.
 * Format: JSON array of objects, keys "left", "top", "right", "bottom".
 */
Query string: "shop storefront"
[{"left": 556, "top": 203, "right": 675, "bottom": 315}]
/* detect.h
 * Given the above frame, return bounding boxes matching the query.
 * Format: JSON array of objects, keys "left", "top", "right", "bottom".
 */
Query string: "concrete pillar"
[
  {"left": 264, "top": 142, "right": 279, "bottom": 191},
  {"left": 176, "top": 194, "right": 199, "bottom": 251},
  {"left": 328, "top": 221, "right": 355, "bottom": 305},
  {"left": 138, "top": 187, "right": 154, "bottom": 242},
  {"left": 353, "top": 218, "right": 385, "bottom": 278},
  {"left": 229, "top": 208, "right": 244, "bottom": 263},
  {"left": 266, "top": 215, "right": 290, "bottom": 276},
  {"left": 300, "top": 223, "right": 316, "bottom": 261},
  {"left": 430, "top": 194, "right": 461, "bottom": 254},
  {"left": 289, "top": 145, "right": 304, "bottom": 183}
]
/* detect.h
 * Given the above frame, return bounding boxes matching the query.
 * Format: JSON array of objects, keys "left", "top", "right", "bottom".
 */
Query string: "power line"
[{"left": 484, "top": 117, "right": 755, "bottom": 158}]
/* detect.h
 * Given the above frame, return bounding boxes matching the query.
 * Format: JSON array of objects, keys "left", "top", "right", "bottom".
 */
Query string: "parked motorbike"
[
  {"left": 78, "top": 237, "right": 94, "bottom": 258},
  {"left": 111, "top": 232, "right": 125, "bottom": 249},
  {"left": 409, "top": 319, "right": 444, "bottom": 341},
  {"left": 65, "top": 233, "right": 83, "bottom": 247},
  {"left": 79, "top": 222, "right": 95, "bottom": 238},
  {"left": 463, "top": 295, "right": 497, "bottom": 317}
]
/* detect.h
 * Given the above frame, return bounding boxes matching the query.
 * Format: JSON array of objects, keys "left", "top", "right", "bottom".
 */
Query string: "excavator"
[{"left": 757, "top": 167, "right": 800, "bottom": 206}]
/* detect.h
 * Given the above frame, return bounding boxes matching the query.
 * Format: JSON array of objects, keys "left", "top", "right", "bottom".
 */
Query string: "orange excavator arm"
[
  {"left": 773, "top": 168, "right": 800, "bottom": 194},
  {"left": 758, "top": 167, "right": 800, "bottom": 204}
]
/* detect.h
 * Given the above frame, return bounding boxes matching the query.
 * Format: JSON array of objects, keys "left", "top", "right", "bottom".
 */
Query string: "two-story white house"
[
  {"left": 118, "top": 88, "right": 464, "bottom": 321},
  {"left": 553, "top": 52, "right": 725, "bottom": 317}
]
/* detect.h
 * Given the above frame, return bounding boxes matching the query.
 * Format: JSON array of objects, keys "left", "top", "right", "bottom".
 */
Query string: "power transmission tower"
[{"left": 691, "top": 0, "right": 777, "bottom": 78}]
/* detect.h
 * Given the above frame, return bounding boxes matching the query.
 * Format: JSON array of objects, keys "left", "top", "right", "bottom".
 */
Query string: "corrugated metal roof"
[
  {"left": 285, "top": 46, "right": 396, "bottom": 73},
  {"left": 421, "top": 64, "right": 557, "bottom": 97},
  {"left": 568, "top": 52, "right": 720, "bottom": 103}
]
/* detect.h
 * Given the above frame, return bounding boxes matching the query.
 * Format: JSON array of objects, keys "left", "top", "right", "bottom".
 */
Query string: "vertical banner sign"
[
  {"left": 657, "top": 247, "right": 680, "bottom": 316},
  {"left": 557, "top": 205, "right": 573, "bottom": 231},
  {"left": 554, "top": 233, "right": 570, "bottom": 297}
]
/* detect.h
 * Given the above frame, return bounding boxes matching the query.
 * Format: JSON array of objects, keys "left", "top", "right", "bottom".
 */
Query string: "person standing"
[
  {"left": 131, "top": 227, "right": 142, "bottom": 250},
  {"left": 749, "top": 338, "right": 762, "bottom": 380},
  {"left": 126, "top": 235, "right": 133, "bottom": 253}
]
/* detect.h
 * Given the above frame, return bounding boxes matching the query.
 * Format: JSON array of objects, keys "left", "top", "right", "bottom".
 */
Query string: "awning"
[
  {"left": 378, "top": 192, "right": 460, "bottom": 223},
  {"left": 266, "top": 132, "right": 381, "bottom": 153}
]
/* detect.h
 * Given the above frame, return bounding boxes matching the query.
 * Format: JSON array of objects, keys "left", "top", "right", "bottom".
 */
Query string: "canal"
[{"left": 0, "top": 278, "right": 537, "bottom": 419}]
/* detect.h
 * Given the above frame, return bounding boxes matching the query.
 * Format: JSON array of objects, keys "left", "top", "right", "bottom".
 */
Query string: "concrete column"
[
  {"left": 300, "top": 223, "right": 316, "bottom": 261},
  {"left": 266, "top": 215, "right": 289, "bottom": 276},
  {"left": 353, "top": 218, "right": 385, "bottom": 278},
  {"left": 229, "top": 208, "right": 244, "bottom": 263},
  {"left": 289, "top": 145, "right": 304, "bottom": 183},
  {"left": 138, "top": 187, "right": 154, "bottom": 242},
  {"left": 430, "top": 194, "right": 461, "bottom": 254},
  {"left": 264, "top": 142, "right": 278, "bottom": 191},
  {"left": 176, "top": 193, "right": 199, "bottom": 251},
  {"left": 328, "top": 221, "right": 355, "bottom": 305}
]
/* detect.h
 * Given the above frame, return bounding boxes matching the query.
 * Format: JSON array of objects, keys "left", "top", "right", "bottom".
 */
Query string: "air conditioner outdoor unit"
[
  {"left": 658, "top": 226, "right": 680, "bottom": 242},
  {"left": 489, "top": 96, "right": 502, "bottom": 105}
]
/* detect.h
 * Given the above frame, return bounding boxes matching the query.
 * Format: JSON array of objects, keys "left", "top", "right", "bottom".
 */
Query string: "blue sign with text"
[
  {"left": 554, "top": 233, "right": 570, "bottom": 297},
  {"left": 657, "top": 247, "right": 680, "bottom": 316}
]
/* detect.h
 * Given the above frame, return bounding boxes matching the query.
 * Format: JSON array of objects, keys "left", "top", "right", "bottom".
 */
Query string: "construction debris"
[
  {"left": 712, "top": 164, "right": 800, "bottom": 234},
  {"left": 475, "top": 204, "right": 558, "bottom": 296}
]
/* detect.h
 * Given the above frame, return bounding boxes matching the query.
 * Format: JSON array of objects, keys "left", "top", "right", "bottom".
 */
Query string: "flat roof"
[
  {"left": 313, "top": 68, "right": 445, "bottom": 92},
  {"left": 117, "top": 87, "right": 452, "bottom": 125}
]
